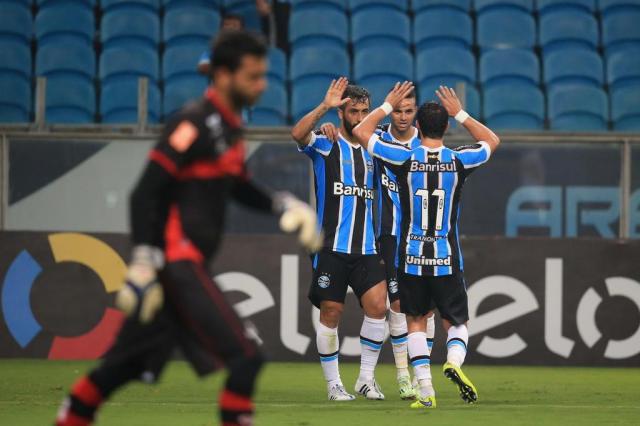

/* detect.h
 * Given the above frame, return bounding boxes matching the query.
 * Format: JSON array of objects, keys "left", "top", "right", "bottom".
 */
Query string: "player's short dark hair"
[
  {"left": 210, "top": 30, "right": 267, "bottom": 74},
  {"left": 222, "top": 13, "right": 244, "bottom": 26},
  {"left": 341, "top": 85, "right": 370, "bottom": 110},
  {"left": 405, "top": 89, "right": 416, "bottom": 100},
  {"left": 416, "top": 102, "right": 449, "bottom": 139}
]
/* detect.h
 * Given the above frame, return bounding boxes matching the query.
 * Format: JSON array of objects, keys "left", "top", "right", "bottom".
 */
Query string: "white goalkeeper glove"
[
  {"left": 115, "top": 245, "right": 165, "bottom": 324},
  {"left": 276, "top": 192, "right": 323, "bottom": 252}
]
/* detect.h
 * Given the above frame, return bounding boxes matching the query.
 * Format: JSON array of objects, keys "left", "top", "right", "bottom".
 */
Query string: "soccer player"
[
  {"left": 353, "top": 82, "right": 501, "bottom": 408},
  {"left": 55, "top": 30, "right": 322, "bottom": 426},
  {"left": 291, "top": 78, "right": 389, "bottom": 401},
  {"left": 319, "top": 91, "right": 437, "bottom": 400}
]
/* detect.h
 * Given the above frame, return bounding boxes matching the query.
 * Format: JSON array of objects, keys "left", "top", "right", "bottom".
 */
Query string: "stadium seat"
[
  {"left": 599, "top": 0, "right": 640, "bottom": 16},
  {"left": 0, "top": 77, "right": 31, "bottom": 123},
  {"left": 483, "top": 85, "right": 544, "bottom": 130},
  {"left": 291, "top": 79, "right": 340, "bottom": 124},
  {"left": 607, "top": 49, "right": 640, "bottom": 90},
  {"left": 416, "top": 46, "right": 476, "bottom": 90},
  {"left": 349, "top": 0, "right": 408, "bottom": 13},
  {"left": 223, "top": 0, "right": 262, "bottom": 30},
  {"left": 611, "top": 85, "right": 640, "bottom": 130},
  {"left": 100, "top": 46, "right": 158, "bottom": 84},
  {"left": 0, "top": 2, "right": 32, "bottom": 44},
  {"left": 544, "top": 49, "right": 603, "bottom": 89},
  {"left": 44, "top": 77, "right": 95, "bottom": 123},
  {"left": 100, "top": 0, "right": 159, "bottom": 12},
  {"left": 101, "top": 7, "right": 160, "bottom": 49},
  {"left": 163, "top": 43, "right": 209, "bottom": 83},
  {"left": 35, "top": 3, "right": 94, "bottom": 46},
  {"left": 474, "top": 0, "right": 533, "bottom": 14},
  {"left": 250, "top": 80, "right": 288, "bottom": 126},
  {"left": 539, "top": 11, "right": 599, "bottom": 53},
  {"left": 36, "top": 41, "right": 96, "bottom": 82},
  {"left": 290, "top": 0, "right": 347, "bottom": 12},
  {"left": 548, "top": 85, "right": 609, "bottom": 131},
  {"left": 411, "top": 0, "right": 471, "bottom": 13},
  {"left": 480, "top": 49, "right": 539, "bottom": 89},
  {"left": 537, "top": 0, "right": 595, "bottom": 15},
  {"left": 163, "top": 76, "right": 207, "bottom": 118},
  {"left": 477, "top": 8, "right": 536, "bottom": 50},
  {"left": 413, "top": 8, "right": 473, "bottom": 50},
  {"left": 0, "top": 40, "right": 31, "bottom": 81},
  {"left": 289, "top": 8, "right": 348, "bottom": 49},
  {"left": 354, "top": 47, "right": 413, "bottom": 82},
  {"left": 602, "top": 10, "right": 640, "bottom": 56},
  {"left": 352, "top": 8, "right": 411, "bottom": 50},
  {"left": 163, "top": 7, "right": 220, "bottom": 47},
  {"left": 101, "top": 80, "right": 161, "bottom": 123},
  {"left": 37, "top": 0, "right": 95, "bottom": 6},
  {"left": 163, "top": 0, "right": 222, "bottom": 10},
  {"left": 290, "top": 46, "right": 350, "bottom": 84},
  {"left": 420, "top": 81, "right": 481, "bottom": 118},
  {"left": 267, "top": 47, "right": 287, "bottom": 83}
]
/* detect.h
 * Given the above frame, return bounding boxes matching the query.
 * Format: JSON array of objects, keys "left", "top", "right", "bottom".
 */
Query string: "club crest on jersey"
[
  {"left": 317, "top": 274, "right": 331, "bottom": 289},
  {"left": 388, "top": 279, "right": 399, "bottom": 294},
  {"left": 333, "top": 182, "right": 375, "bottom": 199},
  {"left": 409, "top": 161, "right": 457, "bottom": 172}
]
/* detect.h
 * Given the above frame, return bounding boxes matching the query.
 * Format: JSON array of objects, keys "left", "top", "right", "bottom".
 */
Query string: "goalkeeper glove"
[{"left": 275, "top": 192, "right": 323, "bottom": 252}]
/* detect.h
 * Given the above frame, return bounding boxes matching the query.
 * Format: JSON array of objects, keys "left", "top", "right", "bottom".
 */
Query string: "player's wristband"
[
  {"left": 454, "top": 110, "right": 470, "bottom": 123},
  {"left": 380, "top": 102, "right": 393, "bottom": 116}
]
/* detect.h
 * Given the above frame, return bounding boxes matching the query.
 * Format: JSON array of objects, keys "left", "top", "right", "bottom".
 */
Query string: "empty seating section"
[{"left": 0, "top": 0, "right": 639, "bottom": 129}]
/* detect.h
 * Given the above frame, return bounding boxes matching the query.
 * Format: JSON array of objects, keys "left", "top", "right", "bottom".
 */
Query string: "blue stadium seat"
[
  {"left": 36, "top": 41, "right": 95, "bottom": 82},
  {"left": 100, "top": 46, "right": 159, "bottom": 84},
  {"left": 474, "top": 0, "right": 533, "bottom": 13},
  {"left": 163, "top": 76, "right": 207, "bottom": 118},
  {"left": 0, "top": 2, "right": 32, "bottom": 44},
  {"left": 607, "top": 48, "right": 640, "bottom": 90},
  {"left": 537, "top": 0, "right": 595, "bottom": 15},
  {"left": 354, "top": 47, "right": 413, "bottom": 82},
  {"left": 480, "top": 49, "right": 539, "bottom": 89},
  {"left": 291, "top": 79, "right": 340, "bottom": 124},
  {"left": 101, "top": 0, "right": 159, "bottom": 12},
  {"left": 539, "top": 10, "right": 599, "bottom": 53},
  {"left": 163, "top": 43, "right": 209, "bottom": 83},
  {"left": 0, "top": 40, "right": 31, "bottom": 81},
  {"left": 544, "top": 49, "right": 603, "bottom": 89},
  {"left": 163, "top": 7, "right": 220, "bottom": 47},
  {"left": 289, "top": 8, "right": 348, "bottom": 49},
  {"left": 290, "top": 0, "right": 346, "bottom": 12},
  {"left": 35, "top": 4, "right": 94, "bottom": 46},
  {"left": 414, "top": 8, "right": 473, "bottom": 50},
  {"left": 483, "top": 85, "right": 544, "bottom": 130},
  {"left": 101, "top": 79, "right": 161, "bottom": 123},
  {"left": 101, "top": 7, "right": 160, "bottom": 49},
  {"left": 44, "top": 77, "right": 95, "bottom": 123},
  {"left": 548, "top": 85, "right": 609, "bottom": 130},
  {"left": 267, "top": 47, "right": 286, "bottom": 83},
  {"left": 250, "top": 80, "right": 288, "bottom": 126},
  {"left": 349, "top": 0, "right": 408, "bottom": 13},
  {"left": 37, "top": 0, "right": 95, "bottom": 6},
  {"left": 163, "top": 0, "right": 222, "bottom": 10},
  {"left": 599, "top": 0, "right": 640, "bottom": 16},
  {"left": 611, "top": 85, "right": 640, "bottom": 130},
  {"left": 411, "top": 0, "right": 471, "bottom": 13},
  {"left": 602, "top": 10, "right": 640, "bottom": 56},
  {"left": 223, "top": 0, "right": 261, "bottom": 30},
  {"left": 477, "top": 8, "right": 536, "bottom": 50},
  {"left": 416, "top": 46, "right": 476, "bottom": 90},
  {"left": 0, "top": 77, "right": 31, "bottom": 123},
  {"left": 419, "top": 81, "right": 480, "bottom": 118},
  {"left": 290, "top": 46, "right": 350, "bottom": 84},
  {"left": 352, "top": 8, "right": 410, "bottom": 50}
]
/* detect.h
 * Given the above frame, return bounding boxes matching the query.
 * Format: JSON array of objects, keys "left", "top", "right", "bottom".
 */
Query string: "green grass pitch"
[{"left": 0, "top": 360, "right": 639, "bottom": 425}]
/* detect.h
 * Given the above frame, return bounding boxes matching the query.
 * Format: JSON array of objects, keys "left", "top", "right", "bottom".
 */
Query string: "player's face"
[
  {"left": 228, "top": 55, "right": 268, "bottom": 108},
  {"left": 391, "top": 98, "right": 417, "bottom": 133},
  {"left": 339, "top": 100, "right": 370, "bottom": 137}
]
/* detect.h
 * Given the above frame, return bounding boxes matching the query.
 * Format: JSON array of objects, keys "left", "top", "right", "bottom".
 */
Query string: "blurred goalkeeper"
[{"left": 55, "top": 30, "right": 322, "bottom": 426}]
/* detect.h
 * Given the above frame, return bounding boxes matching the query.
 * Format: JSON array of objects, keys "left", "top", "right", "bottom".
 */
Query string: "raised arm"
[
  {"left": 290, "top": 77, "right": 351, "bottom": 146},
  {"left": 436, "top": 86, "right": 501, "bottom": 152}
]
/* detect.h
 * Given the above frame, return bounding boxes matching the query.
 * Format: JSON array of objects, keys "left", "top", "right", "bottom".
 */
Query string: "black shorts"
[
  {"left": 378, "top": 234, "right": 401, "bottom": 303},
  {"left": 308, "top": 250, "right": 386, "bottom": 308},
  {"left": 101, "top": 260, "right": 259, "bottom": 380},
  {"left": 398, "top": 270, "right": 468, "bottom": 325}
]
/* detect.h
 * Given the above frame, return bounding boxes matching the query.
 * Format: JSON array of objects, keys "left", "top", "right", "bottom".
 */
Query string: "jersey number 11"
[{"left": 415, "top": 189, "right": 445, "bottom": 231}]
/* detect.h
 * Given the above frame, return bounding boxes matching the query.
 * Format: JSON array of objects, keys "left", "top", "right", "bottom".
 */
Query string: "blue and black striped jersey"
[
  {"left": 367, "top": 134, "right": 492, "bottom": 277},
  {"left": 299, "top": 131, "right": 377, "bottom": 255}
]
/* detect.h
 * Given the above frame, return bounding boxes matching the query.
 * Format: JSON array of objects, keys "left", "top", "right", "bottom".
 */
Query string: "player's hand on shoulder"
[
  {"left": 275, "top": 192, "right": 323, "bottom": 252},
  {"left": 322, "top": 77, "right": 351, "bottom": 109},
  {"left": 319, "top": 122, "right": 339, "bottom": 143},
  {"left": 384, "top": 81, "right": 415, "bottom": 109},
  {"left": 436, "top": 85, "right": 463, "bottom": 117},
  {"left": 116, "top": 246, "right": 164, "bottom": 324}
]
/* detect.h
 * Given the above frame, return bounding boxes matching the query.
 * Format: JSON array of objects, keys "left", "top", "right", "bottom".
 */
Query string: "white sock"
[
  {"left": 426, "top": 315, "right": 435, "bottom": 353},
  {"left": 408, "top": 331, "right": 434, "bottom": 398},
  {"left": 317, "top": 322, "right": 341, "bottom": 387},
  {"left": 446, "top": 324, "right": 469, "bottom": 368},
  {"left": 389, "top": 309, "right": 410, "bottom": 380},
  {"left": 358, "top": 315, "right": 386, "bottom": 382}
]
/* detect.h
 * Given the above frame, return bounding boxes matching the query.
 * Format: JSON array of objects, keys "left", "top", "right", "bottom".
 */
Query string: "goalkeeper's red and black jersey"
[{"left": 130, "top": 88, "right": 273, "bottom": 264}]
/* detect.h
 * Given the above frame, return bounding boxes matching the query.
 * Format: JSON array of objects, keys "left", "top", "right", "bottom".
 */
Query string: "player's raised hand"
[
  {"left": 276, "top": 192, "right": 323, "bottom": 252},
  {"left": 322, "top": 77, "right": 351, "bottom": 109},
  {"left": 436, "top": 85, "right": 463, "bottom": 117},
  {"left": 319, "top": 122, "right": 339, "bottom": 142},
  {"left": 384, "top": 81, "right": 415, "bottom": 109}
]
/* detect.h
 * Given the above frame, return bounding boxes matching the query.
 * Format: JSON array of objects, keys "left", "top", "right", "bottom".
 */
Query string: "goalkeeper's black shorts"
[{"left": 100, "top": 260, "right": 260, "bottom": 380}]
